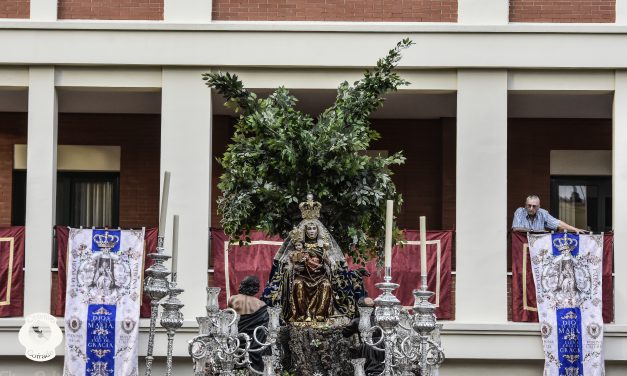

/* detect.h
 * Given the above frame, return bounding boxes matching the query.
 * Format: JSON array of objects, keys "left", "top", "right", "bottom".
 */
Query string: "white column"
[
  {"left": 29, "top": 0, "right": 57, "bottom": 21},
  {"left": 164, "top": 0, "right": 212, "bottom": 22},
  {"left": 613, "top": 71, "right": 627, "bottom": 324},
  {"left": 458, "top": 0, "right": 509, "bottom": 25},
  {"left": 455, "top": 70, "right": 508, "bottom": 323},
  {"left": 161, "top": 68, "right": 212, "bottom": 321},
  {"left": 617, "top": 0, "right": 627, "bottom": 24},
  {"left": 24, "top": 67, "right": 57, "bottom": 315}
]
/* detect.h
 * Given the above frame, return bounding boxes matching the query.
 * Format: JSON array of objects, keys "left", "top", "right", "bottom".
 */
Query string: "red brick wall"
[
  {"left": 212, "top": 0, "right": 457, "bottom": 22},
  {"left": 58, "top": 113, "right": 161, "bottom": 228},
  {"left": 372, "top": 119, "right": 446, "bottom": 230},
  {"left": 0, "top": 113, "right": 160, "bottom": 228},
  {"left": 57, "top": 0, "right": 163, "bottom": 20},
  {"left": 0, "top": 0, "right": 29, "bottom": 18},
  {"left": 510, "top": 0, "right": 615, "bottom": 23},
  {"left": 0, "top": 113, "right": 27, "bottom": 226},
  {"left": 507, "top": 118, "right": 612, "bottom": 225}
]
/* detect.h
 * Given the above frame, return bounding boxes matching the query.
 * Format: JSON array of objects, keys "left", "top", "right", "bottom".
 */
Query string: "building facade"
[{"left": 1, "top": 0, "right": 627, "bottom": 374}]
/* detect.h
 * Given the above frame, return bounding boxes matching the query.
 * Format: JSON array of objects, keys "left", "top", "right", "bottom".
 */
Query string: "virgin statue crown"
[{"left": 299, "top": 194, "right": 321, "bottom": 220}]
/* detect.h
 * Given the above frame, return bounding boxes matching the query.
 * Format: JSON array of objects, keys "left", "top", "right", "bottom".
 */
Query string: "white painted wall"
[
  {"left": 160, "top": 68, "right": 212, "bottom": 322},
  {"left": 29, "top": 0, "right": 57, "bottom": 21},
  {"left": 455, "top": 70, "right": 508, "bottom": 323},
  {"left": 613, "top": 71, "right": 627, "bottom": 325},
  {"left": 3, "top": 12, "right": 627, "bottom": 370},
  {"left": 458, "top": 0, "right": 509, "bottom": 25},
  {"left": 164, "top": 0, "right": 212, "bottom": 22},
  {"left": 550, "top": 150, "right": 612, "bottom": 176},
  {"left": 2, "top": 27, "right": 627, "bottom": 68},
  {"left": 14, "top": 145, "right": 121, "bottom": 171},
  {"left": 23, "top": 67, "right": 57, "bottom": 315}
]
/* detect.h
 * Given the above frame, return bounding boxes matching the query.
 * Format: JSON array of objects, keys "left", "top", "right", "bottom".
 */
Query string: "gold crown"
[
  {"left": 299, "top": 194, "right": 321, "bottom": 220},
  {"left": 93, "top": 231, "right": 119, "bottom": 250},
  {"left": 553, "top": 234, "right": 577, "bottom": 254},
  {"left": 290, "top": 227, "right": 304, "bottom": 243}
]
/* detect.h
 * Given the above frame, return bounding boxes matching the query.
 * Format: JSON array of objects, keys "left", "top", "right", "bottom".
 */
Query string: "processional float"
[{"left": 186, "top": 197, "right": 445, "bottom": 376}]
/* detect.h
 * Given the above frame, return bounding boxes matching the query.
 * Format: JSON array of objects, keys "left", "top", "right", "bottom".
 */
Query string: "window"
[
  {"left": 11, "top": 171, "right": 120, "bottom": 268},
  {"left": 56, "top": 172, "right": 120, "bottom": 228},
  {"left": 550, "top": 176, "right": 611, "bottom": 232}
]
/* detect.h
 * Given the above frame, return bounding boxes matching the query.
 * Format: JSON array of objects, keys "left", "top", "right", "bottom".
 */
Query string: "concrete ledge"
[{"left": 1, "top": 20, "right": 627, "bottom": 33}]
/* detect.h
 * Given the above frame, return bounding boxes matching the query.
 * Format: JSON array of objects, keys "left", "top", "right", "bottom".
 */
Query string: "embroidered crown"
[
  {"left": 553, "top": 234, "right": 577, "bottom": 254},
  {"left": 93, "top": 231, "right": 119, "bottom": 250},
  {"left": 93, "top": 306, "right": 112, "bottom": 315},
  {"left": 299, "top": 194, "right": 321, "bottom": 220}
]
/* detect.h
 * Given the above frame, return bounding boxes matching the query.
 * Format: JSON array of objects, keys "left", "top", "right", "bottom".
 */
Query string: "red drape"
[
  {"left": 212, "top": 229, "right": 283, "bottom": 309},
  {"left": 511, "top": 232, "right": 614, "bottom": 323},
  {"left": 211, "top": 229, "right": 453, "bottom": 319},
  {"left": 54, "top": 226, "right": 69, "bottom": 317},
  {"left": 140, "top": 228, "right": 159, "bottom": 318},
  {"left": 350, "top": 230, "right": 453, "bottom": 320},
  {"left": 54, "top": 226, "right": 158, "bottom": 318},
  {"left": 0, "top": 226, "right": 25, "bottom": 317}
]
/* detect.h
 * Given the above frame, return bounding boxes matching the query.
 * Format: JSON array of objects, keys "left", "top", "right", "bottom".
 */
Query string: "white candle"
[
  {"left": 172, "top": 215, "right": 179, "bottom": 276},
  {"left": 384, "top": 200, "right": 393, "bottom": 268},
  {"left": 158, "top": 171, "right": 171, "bottom": 237},
  {"left": 420, "top": 216, "right": 427, "bottom": 278}
]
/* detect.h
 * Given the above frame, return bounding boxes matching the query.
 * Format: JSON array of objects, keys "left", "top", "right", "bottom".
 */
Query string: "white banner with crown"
[
  {"left": 63, "top": 228, "right": 145, "bottom": 376},
  {"left": 528, "top": 233, "right": 605, "bottom": 376}
]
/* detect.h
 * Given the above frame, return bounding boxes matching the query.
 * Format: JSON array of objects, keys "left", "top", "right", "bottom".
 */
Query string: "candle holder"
[
  {"left": 143, "top": 236, "right": 171, "bottom": 376},
  {"left": 188, "top": 287, "right": 283, "bottom": 375},
  {"left": 160, "top": 279, "right": 185, "bottom": 376},
  {"left": 358, "top": 273, "right": 445, "bottom": 376},
  {"left": 351, "top": 358, "right": 366, "bottom": 376}
]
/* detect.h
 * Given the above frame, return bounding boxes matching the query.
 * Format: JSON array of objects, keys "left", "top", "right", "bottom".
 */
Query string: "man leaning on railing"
[{"left": 512, "top": 194, "right": 586, "bottom": 233}]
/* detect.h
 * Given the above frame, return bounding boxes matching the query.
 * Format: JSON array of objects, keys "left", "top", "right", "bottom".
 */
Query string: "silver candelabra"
[
  {"left": 144, "top": 236, "right": 171, "bottom": 376},
  {"left": 144, "top": 235, "right": 185, "bottom": 376},
  {"left": 160, "top": 276, "right": 185, "bottom": 376},
  {"left": 188, "top": 287, "right": 282, "bottom": 375},
  {"left": 355, "top": 268, "right": 445, "bottom": 376}
]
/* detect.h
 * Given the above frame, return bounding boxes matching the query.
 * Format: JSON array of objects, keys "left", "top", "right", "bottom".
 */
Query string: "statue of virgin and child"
[{"left": 261, "top": 195, "right": 367, "bottom": 324}]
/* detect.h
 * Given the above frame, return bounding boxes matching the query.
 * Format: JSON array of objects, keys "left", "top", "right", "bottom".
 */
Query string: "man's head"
[
  {"left": 238, "top": 275, "right": 260, "bottom": 296},
  {"left": 525, "top": 195, "right": 541, "bottom": 216}
]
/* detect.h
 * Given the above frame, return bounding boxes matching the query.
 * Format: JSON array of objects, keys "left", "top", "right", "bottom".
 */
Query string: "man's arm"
[
  {"left": 511, "top": 208, "right": 530, "bottom": 232},
  {"left": 557, "top": 221, "right": 587, "bottom": 234}
]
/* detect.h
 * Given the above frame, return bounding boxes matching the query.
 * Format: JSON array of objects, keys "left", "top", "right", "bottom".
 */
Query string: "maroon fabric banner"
[
  {"left": 140, "top": 228, "right": 159, "bottom": 318},
  {"left": 211, "top": 229, "right": 453, "bottom": 319},
  {"left": 54, "top": 226, "right": 158, "bottom": 318},
  {"left": 53, "top": 226, "right": 69, "bottom": 317},
  {"left": 0, "top": 226, "right": 25, "bottom": 317},
  {"left": 212, "top": 229, "right": 283, "bottom": 309},
  {"left": 511, "top": 232, "right": 614, "bottom": 323},
  {"left": 352, "top": 230, "right": 453, "bottom": 320}
]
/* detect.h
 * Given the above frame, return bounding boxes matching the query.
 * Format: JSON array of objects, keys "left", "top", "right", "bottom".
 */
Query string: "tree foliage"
[{"left": 203, "top": 38, "right": 413, "bottom": 262}]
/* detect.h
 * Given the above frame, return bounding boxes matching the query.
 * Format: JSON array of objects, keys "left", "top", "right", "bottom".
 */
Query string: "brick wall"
[
  {"left": 372, "top": 119, "right": 446, "bottom": 230},
  {"left": 510, "top": 0, "right": 615, "bottom": 23},
  {"left": 58, "top": 0, "right": 163, "bottom": 20},
  {"left": 0, "top": 0, "right": 29, "bottom": 18},
  {"left": 58, "top": 113, "right": 161, "bottom": 228},
  {"left": 507, "top": 118, "right": 612, "bottom": 225},
  {"left": 0, "top": 113, "right": 27, "bottom": 226},
  {"left": 0, "top": 112, "right": 161, "bottom": 228},
  {"left": 212, "top": 0, "right": 457, "bottom": 22}
]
